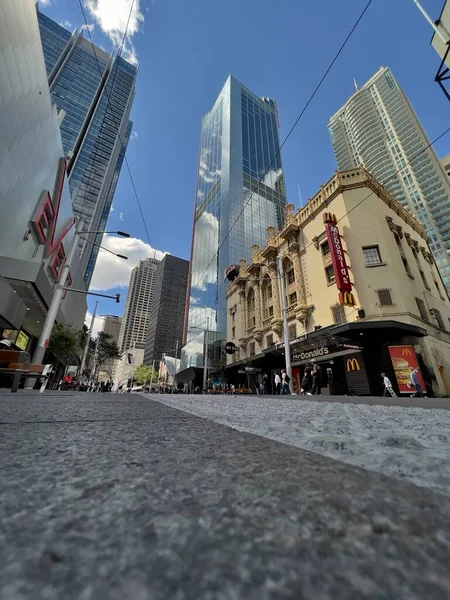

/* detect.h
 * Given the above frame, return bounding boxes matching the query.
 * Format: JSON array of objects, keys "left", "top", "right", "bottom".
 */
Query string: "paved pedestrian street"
[{"left": 1, "top": 393, "right": 450, "bottom": 599}]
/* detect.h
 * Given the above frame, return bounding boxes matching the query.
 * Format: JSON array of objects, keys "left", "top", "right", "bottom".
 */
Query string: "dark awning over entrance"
[{"left": 175, "top": 367, "right": 203, "bottom": 384}]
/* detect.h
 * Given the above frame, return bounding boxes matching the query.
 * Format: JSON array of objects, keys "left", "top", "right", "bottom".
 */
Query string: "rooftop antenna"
[
  {"left": 353, "top": 78, "right": 359, "bottom": 91},
  {"left": 412, "top": 0, "right": 449, "bottom": 43}
]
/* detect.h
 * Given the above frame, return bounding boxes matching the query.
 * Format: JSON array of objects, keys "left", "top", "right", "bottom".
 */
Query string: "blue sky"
[{"left": 41, "top": 0, "right": 449, "bottom": 326}]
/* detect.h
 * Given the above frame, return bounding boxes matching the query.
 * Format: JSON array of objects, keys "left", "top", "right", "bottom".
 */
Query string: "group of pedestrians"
[
  {"left": 382, "top": 368, "right": 425, "bottom": 398},
  {"left": 300, "top": 360, "right": 323, "bottom": 395},
  {"left": 273, "top": 369, "right": 291, "bottom": 395},
  {"left": 271, "top": 359, "right": 323, "bottom": 396}
]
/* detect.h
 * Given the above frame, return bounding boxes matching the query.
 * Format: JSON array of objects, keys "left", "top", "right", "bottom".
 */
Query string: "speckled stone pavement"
[{"left": 1, "top": 393, "right": 450, "bottom": 599}]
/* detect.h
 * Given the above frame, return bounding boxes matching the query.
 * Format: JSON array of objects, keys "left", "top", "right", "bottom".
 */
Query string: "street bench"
[{"left": 0, "top": 350, "right": 53, "bottom": 393}]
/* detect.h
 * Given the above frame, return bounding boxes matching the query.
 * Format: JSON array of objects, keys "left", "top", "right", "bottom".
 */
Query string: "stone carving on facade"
[
  {"left": 312, "top": 236, "right": 320, "bottom": 250},
  {"left": 419, "top": 246, "right": 433, "bottom": 264},
  {"left": 385, "top": 216, "right": 403, "bottom": 239}
]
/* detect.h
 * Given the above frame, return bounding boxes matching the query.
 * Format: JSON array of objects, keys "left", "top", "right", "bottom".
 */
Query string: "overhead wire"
[
  {"left": 76, "top": 0, "right": 154, "bottom": 250},
  {"left": 187, "top": 0, "right": 374, "bottom": 299}
]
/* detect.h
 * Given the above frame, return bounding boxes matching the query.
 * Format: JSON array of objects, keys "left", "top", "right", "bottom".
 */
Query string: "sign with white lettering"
[{"left": 323, "top": 212, "right": 356, "bottom": 306}]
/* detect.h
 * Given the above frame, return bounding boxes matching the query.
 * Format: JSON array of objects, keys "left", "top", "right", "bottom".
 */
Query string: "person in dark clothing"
[
  {"left": 301, "top": 369, "right": 312, "bottom": 395},
  {"left": 311, "top": 367, "right": 321, "bottom": 395},
  {"left": 262, "top": 373, "right": 268, "bottom": 395}
]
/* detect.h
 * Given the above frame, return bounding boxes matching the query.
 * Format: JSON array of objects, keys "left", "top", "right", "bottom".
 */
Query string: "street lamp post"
[
  {"left": 25, "top": 222, "right": 129, "bottom": 388},
  {"left": 277, "top": 254, "right": 292, "bottom": 392},
  {"left": 79, "top": 299, "right": 99, "bottom": 380},
  {"left": 203, "top": 317, "right": 210, "bottom": 392}
]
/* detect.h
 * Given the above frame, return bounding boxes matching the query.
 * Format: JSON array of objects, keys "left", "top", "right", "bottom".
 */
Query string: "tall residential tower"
[
  {"left": 117, "top": 257, "right": 160, "bottom": 354},
  {"left": 329, "top": 67, "right": 450, "bottom": 288},
  {"left": 37, "top": 10, "right": 136, "bottom": 286},
  {"left": 182, "top": 76, "right": 287, "bottom": 367}
]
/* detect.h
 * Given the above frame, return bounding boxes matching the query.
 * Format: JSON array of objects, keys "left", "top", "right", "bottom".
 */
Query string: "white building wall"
[{"left": 0, "top": 0, "right": 86, "bottom": 332}]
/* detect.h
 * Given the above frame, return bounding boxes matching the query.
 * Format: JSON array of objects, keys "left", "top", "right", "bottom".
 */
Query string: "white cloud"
[
  {"left": 84, "top": 0, "right": 144, "bottom": 65},
  {"left": 119, "top": 212, "right": 124, "bottom": 221},
  {"left": 110, "top": 205, "right": 115, "bottom": 212},
  {"left": 89, "top": 235, "right": 167, "bottom": 291},
  {"left": 130, "top": 130, "right": 138, "bottom": 140},
  {"left": 59, "top": 20, "right": 73, "bottom": 29},
  {"left": 190, "top": 211, "right": 218, "bottom": 292},
  {"left": 84, "top": 311, "right": 105, "bottom": 338},
  {"left": 81, "top": 22, "right": 95, "bottom": 32},
  {"left": 39, "top": 0, "right": 52, "bottom": 5}
]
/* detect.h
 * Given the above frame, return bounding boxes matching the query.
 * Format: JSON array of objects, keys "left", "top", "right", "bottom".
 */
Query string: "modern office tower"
[
  {"left": 144, "top": 255, "right": 189, "bottom": 367},
  {"left": 184, "top": 75, "right": 287, "bottom": 354},
  {"left": 117, "top": 258, "right": 160, "bottom": 354},
  {"left": 37, "top": 9, "right": 137, "bottom": 286},
  {"left": 329, "top": 66, "right": 450, "bottom": 288}
]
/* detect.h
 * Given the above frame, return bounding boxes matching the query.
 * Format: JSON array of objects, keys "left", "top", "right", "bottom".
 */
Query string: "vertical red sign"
[
  {"left": 323, "top": 213, "right": 351, "bottom": 291},
  {"left": 323, "top": 213, "right": 355, "bottom": 306},
  {"left": 388, "top": 345, "right": 426, "bottom": 394}
]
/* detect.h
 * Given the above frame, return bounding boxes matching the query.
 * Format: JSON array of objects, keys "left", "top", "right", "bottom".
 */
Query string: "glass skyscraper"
[
  {"left": 37, "top": 10, "right": 137, "bottom": 286},
  {"left": 329, "top": 66, "right": 450, "bottom": 288},
  {"left": 182, "top": 75, "right": 287, "bottom": 368}
]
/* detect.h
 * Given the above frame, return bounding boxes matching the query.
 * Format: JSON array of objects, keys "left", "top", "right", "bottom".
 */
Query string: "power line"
[
  {"left": 196, "top": 125, "right": 450, "bottom": 317},
  {"left": 300, "top": 124, "right": 450, "bottom": 255},
  {"left": 188, "top": 0, "right": 374, "bottom": 299},
  {"left": 76, "top": 0, "right": 153, "bottom": 248}
]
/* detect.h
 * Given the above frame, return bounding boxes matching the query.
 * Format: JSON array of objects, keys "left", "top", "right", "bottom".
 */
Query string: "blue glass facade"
[
  {"left": 37, "top": 10, "right": 137, "bottom": 287},
  {"left": 184, "top": 76, "right": 286, "bottom": 365},
  {"left": 85, "top": 120, "right": 133, "bottom": 284},
  {"left": 37, "top": 12, "right": 71, "bottom": 75}
]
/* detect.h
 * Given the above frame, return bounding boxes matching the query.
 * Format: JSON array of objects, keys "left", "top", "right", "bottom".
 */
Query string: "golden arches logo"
[
  {"left": 347, "top": 358, "right": 360, "bottom": 372},
  {"left": 323, "top": 212, "right": 337, "bottom": 224},
  {"left": 402, "top": 348, "right": 412, "bottom": 356},
  {"left": 339, "top": 291, "right": 356, "bottom": 306}
]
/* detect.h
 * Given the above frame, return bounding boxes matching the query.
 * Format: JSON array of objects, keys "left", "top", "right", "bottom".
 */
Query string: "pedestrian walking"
[
  {"left": 409, "top": 368, "right": 423, "bottom": 397},
  {"left": 301, "top": 369, "right": 312, "bottom": 395},
  {"left": 262, "top": 373, "right": 268, "bottom": 395},
  {"left": 381, "top": 372, "right": 397, "bottom": 397},
  {"left": 274, "top": 371, "right": 281, "bottom": 395},
  {"left": 311, "top": 367, "right": 322, "bottom": 395},
  {"left": 281, "top": 369, "right": 290, "bottom": 395}
]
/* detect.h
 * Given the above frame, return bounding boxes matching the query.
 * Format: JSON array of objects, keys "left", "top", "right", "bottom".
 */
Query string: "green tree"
[
  {"left": 88, "top": 332, "right": 121, "bottom": 380},
  {"left": 134, "top": 364, "right": 158, "bottom": 387},
  {"left": 48, "top": 323, "right": 82, "bottom": 368}
]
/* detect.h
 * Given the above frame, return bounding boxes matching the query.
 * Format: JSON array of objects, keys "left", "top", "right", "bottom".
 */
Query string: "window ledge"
[
  {"left": 327, "top": 281, "right": 336, "bottom": 287},
  {"left": 425, "top": 286, "right": 431, "bottom": 291},
  {"left": 407, "top": 273, "right": 415, "bottom": 280},
  {"left": 365, "top": 262, "right": 387, "bottom": 268}
]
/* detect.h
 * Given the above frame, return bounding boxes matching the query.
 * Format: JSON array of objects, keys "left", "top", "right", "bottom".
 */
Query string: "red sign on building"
[
  {"left": 388, "top": 345, "right": 426, "bottom": 394},
  {"left": 30, "top": 157, "right": 75, "bottom": 283},
  {"left": 323, "top": 212, "right": 356, "bottom": 306}
]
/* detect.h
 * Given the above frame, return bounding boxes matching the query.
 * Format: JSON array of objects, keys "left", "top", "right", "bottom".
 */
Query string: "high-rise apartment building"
[
  {"left": 329, "top": 67, "right": 450, "bottom": 288},
  {"left": 37, "top": 9, "right": 137, "bottom": 286},
  {"left": 144, "top": 255, "right": 189, "bottom": 367},
  {"left": 442, "top": 155, "right": 450, "bottom": 179},
  {"left": 183, "top": 75, "right": 287, "bottom": 363},
  {"left": 117, "top": 258, "right": 160, "bottom": 354}
]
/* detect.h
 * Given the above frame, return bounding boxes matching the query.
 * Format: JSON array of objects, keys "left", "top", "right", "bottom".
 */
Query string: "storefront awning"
[{"left": 175, "top": 366, "right": 203, "bottom": 384}]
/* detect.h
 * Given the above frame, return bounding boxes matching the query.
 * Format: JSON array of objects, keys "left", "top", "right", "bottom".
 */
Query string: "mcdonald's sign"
[
  {"left": 323, "top": 212, "right": 337, "bottom": 224},
  {"left": 347, "top": 357, "right": 360, "bottom": 371},
  {"left": 388, "top": 345, "right": 425, "bottom": 394},
  {"left": 339, "top": 291, "right": 356, "bottom": 306},
  {"left": 402, "top": 348, "right": 412, "bottom": 356},
  {"left": 323, "top": 212, "right": 352, "bottom": 293}
]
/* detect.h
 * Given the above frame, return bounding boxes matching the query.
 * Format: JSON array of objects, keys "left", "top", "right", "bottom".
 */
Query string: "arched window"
[
  {"left": 284, "top": 258, "right": 295, "bottom": 286},
  {"left": 247, "top": 288, "right": 256, "bottom": 329},
  {"left": 261, "top": 275, "right": 274, "bottom": 320}
]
